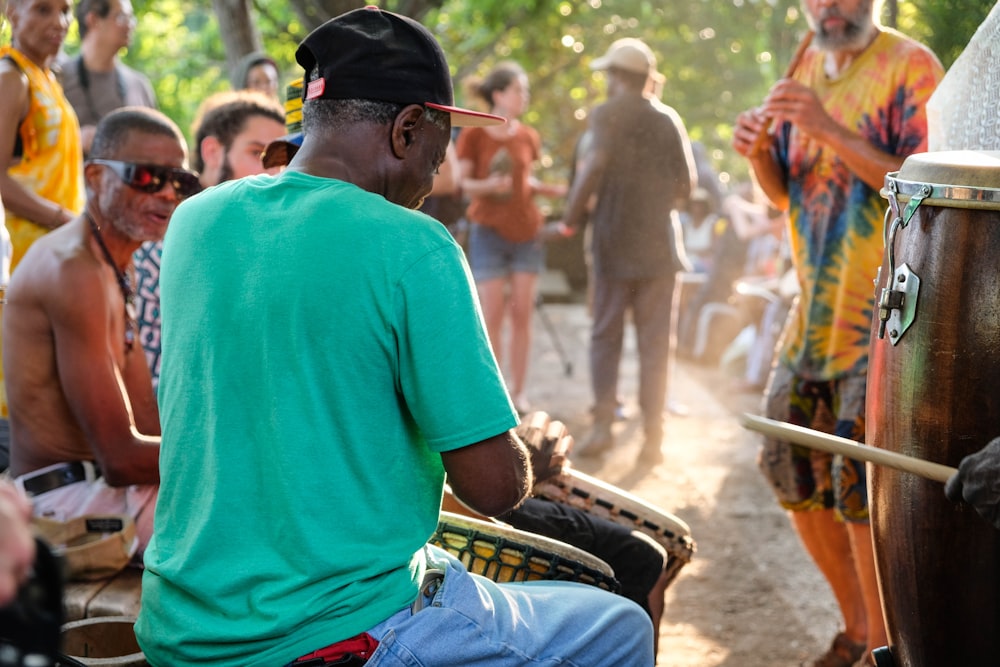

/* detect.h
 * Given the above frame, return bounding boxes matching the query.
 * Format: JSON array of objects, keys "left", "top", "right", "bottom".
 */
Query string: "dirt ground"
[{"left": 523, "top": 300, "right": 843, "bottom": 667}]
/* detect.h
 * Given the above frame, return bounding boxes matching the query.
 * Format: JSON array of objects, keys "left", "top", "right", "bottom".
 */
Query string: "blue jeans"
[{"left": 363, "top": 545, "right": 655, "bottom": 666}]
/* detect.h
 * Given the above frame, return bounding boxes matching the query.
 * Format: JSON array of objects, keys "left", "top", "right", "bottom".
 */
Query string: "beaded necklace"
[{"left": 86, "top": 213, "right": 136, "bottom": 349}]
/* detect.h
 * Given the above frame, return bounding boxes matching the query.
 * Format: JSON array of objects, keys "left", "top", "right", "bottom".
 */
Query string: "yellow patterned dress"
[
  {"left": 1, "top": 46, "right": 84, "bottom": 270},
  {"left": 0, "top": 46, "right": 84, "bottom": 419}
]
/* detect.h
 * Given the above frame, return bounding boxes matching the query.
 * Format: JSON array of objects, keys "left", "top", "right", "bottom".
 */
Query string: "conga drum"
[{"left": 868, "top": 150, "right": 1000, "bottom": 667}]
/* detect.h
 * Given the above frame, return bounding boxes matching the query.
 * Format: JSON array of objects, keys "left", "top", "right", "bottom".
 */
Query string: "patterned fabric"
[
  {"left": 133, "top": 240, "right": 162, "bottom": 391},
  {"left": 774, "top": 29, "right": 944, "bottom": 380},
  {"left": 0, "top": 46, "right": 84, "bottom": 270},
  {"left": 761, "top": 364, "right": 869, "bottom": 521}
]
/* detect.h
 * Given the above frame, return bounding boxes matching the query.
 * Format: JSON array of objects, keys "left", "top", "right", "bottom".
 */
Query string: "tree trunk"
[
  {"left": 212, "top": 0, "right": 262, "bottom": 88},
  {"left": 884, "top": 0, "right": 898, "bottom": 28}
]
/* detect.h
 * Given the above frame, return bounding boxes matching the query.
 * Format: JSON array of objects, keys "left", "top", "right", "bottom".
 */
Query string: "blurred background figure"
[
  {"left": 678, "top": 187, "right": 723, "bottom": 274},
  {"left": 0, "top": 0, "right": 83, "bottom": 270},
  {"left": 558, "top": 38, "right": 696, "bottom": 464},
  {"left": 0, "top": 0, "right": 85, "bottom": 460},
  {"left": 457, "top": 61, "right": 565, "bottom": 415},
  {"left": 59, "top": 0, "right": 157, "bottom": 156},
  {"left": 231, "top": 50, "right": 280, "bottom": 101}
]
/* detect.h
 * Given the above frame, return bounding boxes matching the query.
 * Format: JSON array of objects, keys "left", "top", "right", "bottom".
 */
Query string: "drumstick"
[
  {"left": 749, "top": 30, "right": 815, "bottom": 155},
  {"left": 740, "top": 413, "right": 958, "bottom": 484}
]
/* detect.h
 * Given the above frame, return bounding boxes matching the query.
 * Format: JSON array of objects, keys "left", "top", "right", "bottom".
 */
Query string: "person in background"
[
  {"left": 678, "top": 187, "right": 721, "bottom": 274},
  {"left": 0, "top": 0, "right": 83, "bottom": 270},
  {"left": 0, "top": 0, "right": 86, "bottom": 462},
  {"left": 58, "top": 0, "right": 157, "bottom": 156},
  {"left": 457, "top": 61, "right": 566, "bottom": 415},
  {"left": 557, "top": 37, "right": 696, "bottom": 465},
  {"left": 136, "top": 8, "right": 653, "bottom": 666},
  {"left": 133, "top": 88, "right": 285, "bottom": 391},
  {"left": 231, "top": 50, "right": 280, "bottom": 101},
  {"left": 732, "top": 0, "right": 944, "bottom": 664},
  {"left": 3, "top": 107, "right": 198, "bottom": 556}
]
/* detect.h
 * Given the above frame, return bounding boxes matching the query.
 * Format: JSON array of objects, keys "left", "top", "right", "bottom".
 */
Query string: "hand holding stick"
[
  {"left": 740, "top": 413, "right": 957, "bottom": 484},
  {"left": 748, "top": 31, "right": 815, "bottom": 156}
]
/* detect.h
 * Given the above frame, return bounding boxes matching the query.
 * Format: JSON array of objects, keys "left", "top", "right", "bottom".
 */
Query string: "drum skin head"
[
  {"left": 886, "top": 150, "right": 1000, "bottom": 210},
  {"left": 898, "top": 150, "right": 1000, "bottom": 188}
]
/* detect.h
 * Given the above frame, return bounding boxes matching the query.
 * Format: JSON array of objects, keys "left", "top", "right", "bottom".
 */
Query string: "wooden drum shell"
[{"left": 867, "top": 151, "right": 1000, "bottom": 666}]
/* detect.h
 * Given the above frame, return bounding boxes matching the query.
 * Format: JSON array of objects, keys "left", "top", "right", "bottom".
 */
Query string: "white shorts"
[{"left": 15, "top": 463, "right": 157, "bottom": 559}]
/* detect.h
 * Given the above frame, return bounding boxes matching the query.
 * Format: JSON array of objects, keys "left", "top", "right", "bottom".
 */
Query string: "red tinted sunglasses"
[{"left": 89, "top": 159, "right": 203, "bottom": 200}]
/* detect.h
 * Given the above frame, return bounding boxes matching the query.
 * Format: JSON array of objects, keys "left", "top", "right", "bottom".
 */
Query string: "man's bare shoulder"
[{"left": 8, "top": 219, "right": 101, "bottom": 303}]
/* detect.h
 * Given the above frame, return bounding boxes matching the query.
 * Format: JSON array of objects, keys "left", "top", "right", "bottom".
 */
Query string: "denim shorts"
[
  {"left": 758, "top": 364, "right": 869, "bottom": 522},
  {"left": 467, "top": 223, "right": 544, "bottom": 282}
]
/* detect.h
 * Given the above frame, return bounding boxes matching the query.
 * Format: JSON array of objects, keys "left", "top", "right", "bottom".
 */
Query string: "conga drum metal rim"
[
  {"left": 432, "top": 511, "right": 620, "bottom": 593},
  {"left": 882, "top": 150, "right": 1000, "bottom": 209},
  {"left": 878, "top": 151, "right": 1000, "bottom": 345}
]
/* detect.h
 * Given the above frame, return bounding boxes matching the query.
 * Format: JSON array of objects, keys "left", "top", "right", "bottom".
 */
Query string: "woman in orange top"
[{"left": 457, "top": 62, "right": 564, "bottom": 414}]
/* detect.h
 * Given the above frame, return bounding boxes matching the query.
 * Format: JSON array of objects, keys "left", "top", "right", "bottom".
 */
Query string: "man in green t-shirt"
[{"left": 136, "top": 8, "right": 654, "bottom": 667}]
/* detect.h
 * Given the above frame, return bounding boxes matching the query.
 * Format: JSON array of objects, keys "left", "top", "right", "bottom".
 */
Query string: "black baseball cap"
[{"left": 295, "top": 6, "right": 503, "bottom": 128}]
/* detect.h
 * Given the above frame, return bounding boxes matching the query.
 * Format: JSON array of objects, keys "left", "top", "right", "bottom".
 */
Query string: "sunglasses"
[{"left": 88, "top": 159, "right": 203, "bottom": 200}]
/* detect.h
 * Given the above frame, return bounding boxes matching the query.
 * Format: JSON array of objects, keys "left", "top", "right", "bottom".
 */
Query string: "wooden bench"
[{"left": 63, "top": 567, "right": 143, "bottom": 622}]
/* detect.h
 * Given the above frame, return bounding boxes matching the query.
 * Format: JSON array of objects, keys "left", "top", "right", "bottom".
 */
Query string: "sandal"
[{"left": 807, "top": 632, "right": 866, "bottom": 667}]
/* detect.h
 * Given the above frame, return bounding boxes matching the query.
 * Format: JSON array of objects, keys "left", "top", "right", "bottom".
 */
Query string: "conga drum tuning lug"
[{"left": 877, "top": 263, "right": 919, "bottom": 344}]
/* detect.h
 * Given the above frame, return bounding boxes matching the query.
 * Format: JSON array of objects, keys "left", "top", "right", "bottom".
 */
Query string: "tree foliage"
[{"left": 103, "top": 0, "right": 994, "bottom": 182}]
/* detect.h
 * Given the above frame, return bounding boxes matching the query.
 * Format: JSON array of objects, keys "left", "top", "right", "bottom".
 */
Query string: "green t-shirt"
[{"left": 136, "top": 172, "right": 517, "bottom": 667}]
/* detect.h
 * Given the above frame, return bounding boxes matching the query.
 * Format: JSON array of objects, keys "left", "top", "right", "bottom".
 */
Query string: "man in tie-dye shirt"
[{"left": 733, "top": 1, "right": 943, "bottom": 665}]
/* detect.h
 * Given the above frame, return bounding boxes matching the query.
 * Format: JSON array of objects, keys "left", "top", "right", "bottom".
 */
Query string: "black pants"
[{"left": 500, "top": 497, "right": 666, "bottom": 617}]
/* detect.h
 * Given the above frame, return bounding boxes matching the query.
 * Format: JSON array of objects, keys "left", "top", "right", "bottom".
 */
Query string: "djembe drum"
[
  {"left": 431, "top": 512, "right": 621, "bottom": 593},
  {"left": 533, "top": 468, "right": 695, "bottom": 590},
  {"left": 868, "top": 150, "right": 1000, "bottom": 666}
]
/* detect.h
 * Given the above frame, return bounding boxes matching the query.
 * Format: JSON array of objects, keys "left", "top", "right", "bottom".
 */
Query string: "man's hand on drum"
[
  {"left": 515, "top": 411, "right": 572, "bottom": 486},
  {"left": 945, "top": 437, "right": 1000, "bottom": 530}
]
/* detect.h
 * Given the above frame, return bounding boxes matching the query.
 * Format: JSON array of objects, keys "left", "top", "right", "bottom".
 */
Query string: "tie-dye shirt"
[{"left": 774, "top": 29, "right": 943, "bottom": 380}]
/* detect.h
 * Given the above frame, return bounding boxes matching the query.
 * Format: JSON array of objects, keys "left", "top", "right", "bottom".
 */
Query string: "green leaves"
[{"left": 114, "top": 0, "right": 995, "bottom": 185}]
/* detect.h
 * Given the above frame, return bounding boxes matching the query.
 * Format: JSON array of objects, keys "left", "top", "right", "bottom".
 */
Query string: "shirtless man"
[{"left": 3, "top": 107, "right": 199, "bottom": 554}]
